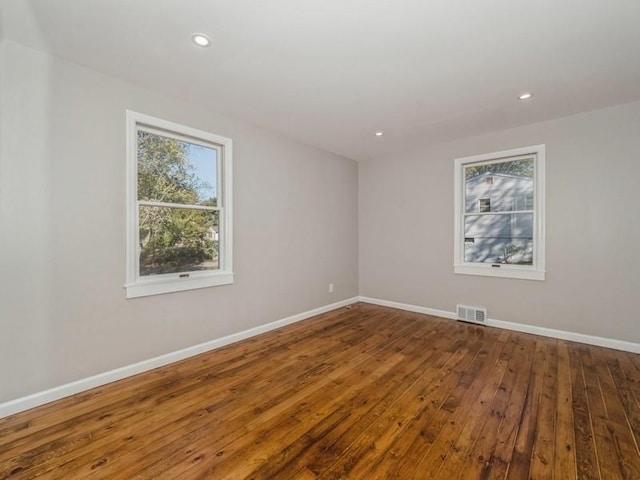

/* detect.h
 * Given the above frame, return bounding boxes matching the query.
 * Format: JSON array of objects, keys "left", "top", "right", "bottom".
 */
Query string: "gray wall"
[
  {"left": 359, "top": 100, "right": 640, "bottom": 343},
  {"left": 0, "top": 41, "right": 359, "bottom": 403}
]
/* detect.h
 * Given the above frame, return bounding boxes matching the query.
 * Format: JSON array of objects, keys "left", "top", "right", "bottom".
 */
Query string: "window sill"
[
  {"left": 125, "top": 272, "right": 234, "bottom": 298},
  {"left": 454, "top": 264, "right": 545, "bottom": 281}
]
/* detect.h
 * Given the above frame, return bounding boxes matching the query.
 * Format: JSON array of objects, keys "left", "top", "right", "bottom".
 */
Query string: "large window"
[
  {"left": 125, "top": 111, "right": 233, "bottom": 298},
  {"left": 454, "top": 145, "right": 545, "bottom": 280}
]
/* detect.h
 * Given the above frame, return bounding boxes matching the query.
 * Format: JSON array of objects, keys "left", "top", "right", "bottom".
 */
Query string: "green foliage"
[
  {"left": 465, "top": 158, "right": 534, "bottom": 180},
  {"left": 137, "top": 132, "right": 218, "bottom": 275}
]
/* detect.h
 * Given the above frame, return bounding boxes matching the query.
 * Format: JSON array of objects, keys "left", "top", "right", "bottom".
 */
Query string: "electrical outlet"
[{"left": 329, "top": 283, "right": 334, "bottom": 293}]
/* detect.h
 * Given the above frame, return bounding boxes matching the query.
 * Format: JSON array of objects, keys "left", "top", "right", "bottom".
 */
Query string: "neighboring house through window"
[
  {"left": 125, "top": 111, "right": 233, "bottom": 298},
  {"left": 453, "top": 145, "right": 545, "bottom": 280}
]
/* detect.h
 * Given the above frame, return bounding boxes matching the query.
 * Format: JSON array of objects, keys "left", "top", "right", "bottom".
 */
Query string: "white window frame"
[
  {"left": 453, "top": 144, "right": 545, "bottom": 281},
  {"left": 125, "top": 111, "right": 233, "bottom": 298}
]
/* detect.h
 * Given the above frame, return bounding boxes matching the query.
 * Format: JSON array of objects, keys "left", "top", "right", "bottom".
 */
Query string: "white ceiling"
[{"left": 2, "top": 0, "right": 640, "bottom": 161}]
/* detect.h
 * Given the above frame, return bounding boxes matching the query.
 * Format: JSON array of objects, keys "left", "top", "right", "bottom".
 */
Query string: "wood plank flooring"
[{"left": 1, "top": 302, "right": 639, "bottom": 479}]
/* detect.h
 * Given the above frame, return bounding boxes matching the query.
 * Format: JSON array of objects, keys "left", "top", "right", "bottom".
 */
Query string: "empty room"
[{"left": 1, "top": 0, "right": 639, "bottom": 478}]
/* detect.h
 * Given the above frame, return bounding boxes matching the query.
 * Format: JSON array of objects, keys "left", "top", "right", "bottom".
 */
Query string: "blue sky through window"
[{"left": 186, "top": 143, "right": 217, "bottom": 203}]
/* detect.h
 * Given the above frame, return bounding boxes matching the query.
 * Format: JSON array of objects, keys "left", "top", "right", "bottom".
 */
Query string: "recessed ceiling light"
[
  {"left": 191, "top": 33, "right": 211, "bottom": 47},
  {"left": 518, "top": 92, "right": 532, "bottom": 100},
  {"left": 374, "top": 131, "right": 384, "bottom": 137}
]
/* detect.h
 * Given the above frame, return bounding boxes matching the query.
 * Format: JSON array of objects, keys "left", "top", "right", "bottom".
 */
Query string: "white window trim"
[
  {"left": 125, "top": 110, "right": 234, "bottom": 298},
  {"left": 453, "top": 144, "right": 545, "bottom": 281}
]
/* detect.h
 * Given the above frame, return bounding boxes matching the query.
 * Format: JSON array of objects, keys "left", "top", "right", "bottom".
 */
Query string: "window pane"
[
  {"left": 139, "top": 205, "right": 219, "bottom": 276},
  {"left": 464, "top": 158, "right": 534, "bottom": 213},
  {"left": 464, "top": 213, "right": 533, "bottom": 264},
  {"left": 137, "top": 130, "right": 218, "bottom": 206},
  {"left": 478, "top": 198, "right": 491, "bottom": 213}
]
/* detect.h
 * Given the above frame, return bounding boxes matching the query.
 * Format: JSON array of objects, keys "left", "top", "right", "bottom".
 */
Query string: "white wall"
[
  {"left": 359, "top": 100, "right": 640, "bottom": 343},
  {"left": 0, "top": 41, "right": 359, "bottom": 403}
]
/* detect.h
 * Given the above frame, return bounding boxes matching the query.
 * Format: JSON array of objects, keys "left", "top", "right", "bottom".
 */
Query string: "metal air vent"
[{"left": 456, "top": 304, "right": 487, "bottom": 325}]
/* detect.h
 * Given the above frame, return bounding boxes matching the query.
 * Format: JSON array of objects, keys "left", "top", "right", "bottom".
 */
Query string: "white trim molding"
[
  {"left": 483, "top": 318, "right": 640, "bottom": 354},
  {"left": 0, "top": 297, "right": 359, "bottom": 419},
  {"left": 359, "top": 296, "right": 457, "bottom": 320},
  {"left": 358, "top": 296, "right": 640, "bottom": 354}
]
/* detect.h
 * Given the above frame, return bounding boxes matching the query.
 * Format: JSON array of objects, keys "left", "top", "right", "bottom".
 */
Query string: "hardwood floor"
[{"left": 1, "top": 302, "right": 639, "bottom": 479}]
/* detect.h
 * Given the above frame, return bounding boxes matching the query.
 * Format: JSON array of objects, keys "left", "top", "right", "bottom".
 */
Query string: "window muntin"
[
  {"left": 126, "top": 111, "right": 233, "bottom": 298},
  {"left": 454, "top": 145, "right": 545, "bottom": 280}
]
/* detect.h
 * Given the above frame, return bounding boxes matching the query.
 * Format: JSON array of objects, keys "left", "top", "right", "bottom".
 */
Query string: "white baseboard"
[
  {"left": 359, "top": 296, "right": 457, "bottom": 320},
  {"left": 358, "top": 296, "right": 640, "bottom": 354},
  {"left": 484, "top": 318, "right": 640, "bottom": 354},
  {"left": 0, "top": 297, "right": 359, "bottom": 419}
]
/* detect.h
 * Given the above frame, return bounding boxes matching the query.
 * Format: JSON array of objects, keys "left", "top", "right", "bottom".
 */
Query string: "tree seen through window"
[{"left": 137, "top": 131, "right": 219, "bottom": 276}]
